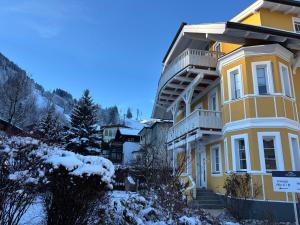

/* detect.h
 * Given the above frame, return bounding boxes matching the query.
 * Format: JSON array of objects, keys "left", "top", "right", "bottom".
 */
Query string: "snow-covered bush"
[
  {"left": 103, "top": 191, "right": 206, "bottom": 225},
  {"left": 0, "top": 136, "right": 46, "bottom": 225},
  {"left": 0, "top": 135, "right": 115, "bottom": 225}
]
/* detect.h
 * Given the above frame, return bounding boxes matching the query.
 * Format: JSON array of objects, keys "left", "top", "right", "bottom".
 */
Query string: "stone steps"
[{"left": 189, "top": 189, "right": 224, "bottom": 209}]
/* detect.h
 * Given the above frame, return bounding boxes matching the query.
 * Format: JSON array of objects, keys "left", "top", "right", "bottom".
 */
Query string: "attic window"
[{"left": 293, "top": 17, "right": 300, "bottom": 33}]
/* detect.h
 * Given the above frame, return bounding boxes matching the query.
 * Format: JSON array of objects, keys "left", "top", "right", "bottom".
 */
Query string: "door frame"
[{"left": 196, "top": 146, "right": 207, "bottom": 188}]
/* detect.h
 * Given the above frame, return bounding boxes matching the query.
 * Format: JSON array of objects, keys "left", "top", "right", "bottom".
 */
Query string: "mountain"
[{"left": 0, "top": 52, "right": 76, "bottom": 128}]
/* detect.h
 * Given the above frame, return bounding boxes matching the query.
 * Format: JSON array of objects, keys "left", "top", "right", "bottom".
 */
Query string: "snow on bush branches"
[{"left": 1, "top": 135, "right": 115, "bottom": 188}]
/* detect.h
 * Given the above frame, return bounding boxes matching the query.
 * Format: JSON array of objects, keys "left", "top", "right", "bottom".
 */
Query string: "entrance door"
[{"left": 200, "top": 150, "right": 207, "bottom": 187}]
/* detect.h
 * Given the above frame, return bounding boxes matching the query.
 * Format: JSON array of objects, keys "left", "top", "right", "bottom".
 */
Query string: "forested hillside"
[{"left": 0, "top": 52, "right": 120, "bottom": 129}]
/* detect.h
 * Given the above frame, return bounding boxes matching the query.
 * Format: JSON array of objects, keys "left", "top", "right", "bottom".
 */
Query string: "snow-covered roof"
[{"left": 119, "top": 128, "right": 140, "bottom": 136}]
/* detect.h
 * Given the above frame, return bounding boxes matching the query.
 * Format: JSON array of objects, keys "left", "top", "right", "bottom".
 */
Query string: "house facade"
[
  {"left": 136, "top": 120, "right": 172, "bottom": 162},
  {"left": 152, "top": 0, "right": 300, "bottom": 221}
]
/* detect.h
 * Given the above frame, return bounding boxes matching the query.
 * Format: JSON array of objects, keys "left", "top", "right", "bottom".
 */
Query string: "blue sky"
[{"left": 0, "top": 0, "right": 253, "bottom": 119}]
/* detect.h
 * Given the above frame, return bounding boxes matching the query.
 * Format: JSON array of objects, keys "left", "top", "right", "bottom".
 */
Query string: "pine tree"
[
  {"left": 126, "top": 107, "right": 133, "bottom": 119},
  {"left": 36, "top": 104, "right": 63, "bottom": 143},
  {"left": 66, "top": 89, "right": 100, "bottom": 155}
]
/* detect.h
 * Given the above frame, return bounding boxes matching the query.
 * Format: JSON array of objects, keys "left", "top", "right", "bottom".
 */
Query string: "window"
[
  {"left": 262, "top": 137, "right": 277, "bottom": 171},
  {"left": 293, "top": 17, "right": 300, "bottom": 33},
  {"left": 211, "top": 145, "right": 222, "bottom": 175},
  {"left": 228, "top": 66, "right": 243, "bottom": 100},
  {"left": 280, "top": 63, "right": 292, "bottom": 97},
  {"left": 252, "top": 61, "right": 274, "bottom": 95},
  {"left": 231, "top": 134, "right": 250, "bottom": 172},
  {"left": 209, "top": 90, "right": 218, "bottom": 111},
  {"left": 237, "top": 139, "right": 247, "bottom": 170},
  {"left": 289, "top": 134, "right": 300, "bottom": 171},
  {"left": 258, "top": 132, "right": 284, "bottom": 172},
  {"left": 256, "top": 65, "right": 268, "bottom": 94}
]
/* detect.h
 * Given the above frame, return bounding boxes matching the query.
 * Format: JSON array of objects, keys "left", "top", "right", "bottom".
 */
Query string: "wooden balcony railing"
[{"left": 167, "top": 109, "right": 222, "bottom": 142}]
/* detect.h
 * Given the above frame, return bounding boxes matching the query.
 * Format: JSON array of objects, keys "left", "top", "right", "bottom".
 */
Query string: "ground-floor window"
[
  {"left": 258, "top": 132, "right": 284, "bottom": 172},
  {"left": 231, "top": 134, "right": 250, "bottom": 172},
  {"left": 289, "top": 134, "right": 300, "bottom": 171},
  {"left": 211, "top": 144, "right": 222, "bottom": 175}
]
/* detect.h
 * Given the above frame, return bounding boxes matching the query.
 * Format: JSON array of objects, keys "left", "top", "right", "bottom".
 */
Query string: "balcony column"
[
  {"left": 183, "top": 88, "right": 194, "bottom": 116},
  {"left": 172, "top": 142, "right": 176, "bottom": 174},
  {"left": 186, "top": 141, "right": 192, "bottom": 175},
  {"left": 170, "top": 102, "right": 178, "bottom": 125}
]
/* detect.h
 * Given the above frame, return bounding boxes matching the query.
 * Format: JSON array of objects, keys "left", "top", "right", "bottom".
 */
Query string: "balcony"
[
  {"left": 167, "top": 109, "right": 222, "bottom": 143},
  {"left": 158, "top": 49, "right": 223, "bottom": 96},
  {"left": 153, "top": 49, "right": 223, "bottom": 119}
]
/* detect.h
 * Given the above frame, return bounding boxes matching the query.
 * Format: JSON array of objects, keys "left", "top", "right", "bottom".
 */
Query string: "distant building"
[
  {"left": 100, "top": 124, "right": 128, "bottom": 143},
  {"left": 0, "top": 119, "right": 25, "bottom": 136},
  {"left": 100, "top": 121, "right": 144, "bottom": 165},
  {"left": 135, "top": 120, "right": 172, "bottom": 162}
]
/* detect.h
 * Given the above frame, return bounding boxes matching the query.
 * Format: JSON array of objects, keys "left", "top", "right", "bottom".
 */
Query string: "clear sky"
[{"left": 0, "top": 0, "right": 254, "bottom": 119}]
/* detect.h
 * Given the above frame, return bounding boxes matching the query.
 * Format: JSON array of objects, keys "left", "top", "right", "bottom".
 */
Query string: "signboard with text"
[{"left": 272, "top": 171, "right": 300, "bottom": 193}]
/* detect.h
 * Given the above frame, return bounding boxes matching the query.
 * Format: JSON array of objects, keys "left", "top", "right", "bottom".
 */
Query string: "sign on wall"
[{"left": 272, "top": 171, "right": 300, "bottom": 193}]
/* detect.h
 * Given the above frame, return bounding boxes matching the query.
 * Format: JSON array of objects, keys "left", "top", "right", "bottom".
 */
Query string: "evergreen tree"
[
  {"left": 36, "top": 104, "right": 63, "bottom": 143},
  {"left": 126, "top": 107, "right": 133, "bottom": 119},
  {"left": 107, "top": 106, "right": 119, "bottom": 125},
  {"left": 66, "top": 89, "right": 100, "bottom": 155}
]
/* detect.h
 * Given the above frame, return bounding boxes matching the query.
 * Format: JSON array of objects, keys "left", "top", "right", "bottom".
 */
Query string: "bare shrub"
[
  {"left": 131, "top": 143, "right": 189, "bottom": 217},
  {"left": 223, "top": 173, "right": 261, "bottom": 221}
]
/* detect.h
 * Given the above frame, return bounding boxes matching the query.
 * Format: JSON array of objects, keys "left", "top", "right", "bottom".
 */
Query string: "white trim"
[
  {"left": 218, "top": 44, "right": 294, "bottom": 70},
  {"left": 279, "top": 63, "right": 293, "bottom": 98},
  {"left": 231, "top": 134, "right": 251, "bottom": 172},
  {"left": 223, "top": 93, "right": 296, "bottom": 105},
  {"left": 288, "top": 133, "right": 300, "bottom": 171},
  {"left": 210, "top": 144, "right": 222, "bottom": 176},
  {"left": 223, "top": 117, "right": 300, "bottom": 134},
  {"left": 227, "top": 65, "right": 243, "bottom": 101},
  {"left": 251, "top": 61, "right": 274, "bottom": 95},
  {"left": 230, "top": 0, "right": 264, "bottom": 23},
  {"left": 224, "top": 138, "right": 229, "bottom": 173},
  {"left": 257, "top": 132, "right": 284, "bottom": 172},
  {"left": 220, "top": 77, "right": 225, "bottom": 105}
]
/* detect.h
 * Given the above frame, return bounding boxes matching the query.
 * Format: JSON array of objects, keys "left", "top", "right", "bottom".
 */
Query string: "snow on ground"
[{"left": 19, "top": 197, "right": 45, "bottom": 225}]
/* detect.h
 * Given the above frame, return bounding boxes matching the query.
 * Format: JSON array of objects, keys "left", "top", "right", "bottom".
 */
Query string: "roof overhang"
[
  {"left": 231, "top": 0, "right": 300, "bottom": 23},
  {"left": 162, "top": 21, "right": 300, "bottom": 66}
]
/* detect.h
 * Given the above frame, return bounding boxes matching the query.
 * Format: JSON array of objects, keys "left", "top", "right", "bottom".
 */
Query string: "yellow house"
[{"left": 152, "top": 0, "right": 300, "bottom": 221}]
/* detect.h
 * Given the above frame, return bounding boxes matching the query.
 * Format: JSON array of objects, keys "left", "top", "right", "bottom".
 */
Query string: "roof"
[
  {"left": 162, "top": 22, "right": 187, "bottom": 64},
  {"left": 119, "top": 128, "right": 140, "bottom": 136},
  {"left": 161, "top": 21, "right": 300, "bottom": 67},
  {"left": 101, "top": 124, "right": 128, "bottom": 129},
  {"left": 231, "top": 0, "right": 300, "bottom": 23}
]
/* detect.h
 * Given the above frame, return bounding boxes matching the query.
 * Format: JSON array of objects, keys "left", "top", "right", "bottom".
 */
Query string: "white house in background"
[
  {"left": 135, "top": 120, "right": 172, "bottom": 161},
  {"left": 100, "top": 124, "right": 128, "bottom": 143}
]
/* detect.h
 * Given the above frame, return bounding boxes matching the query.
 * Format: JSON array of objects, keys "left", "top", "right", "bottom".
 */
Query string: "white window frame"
[
  {"left": 227, "top": 65, "right": 243, "bottom": 101},
  {"left": 252, "top": 61, "right": 274, "bottom": 95},
  {"left": 258, "top": 132, "right": 284, "bottom": 173},
  {"left": 293, "top": 17, "right": 300, "bottom": 34},
  {"left": 279, "top": 63, "right": 293, "bottom": 98},
  {"left": 288, "top": 133, "right": 300, "bottom": 171},
  {"left": 211, "top": 144, "right": 222, "bottom": 176},
  {"left": 208, "top": 88, "right": 219, "bottom": 111},
  {"left": 224, "top": 138, "right": 229, "bottom": 173},
  {"left": 231, "top": 134, "right": 251, "bottom": 172}
]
